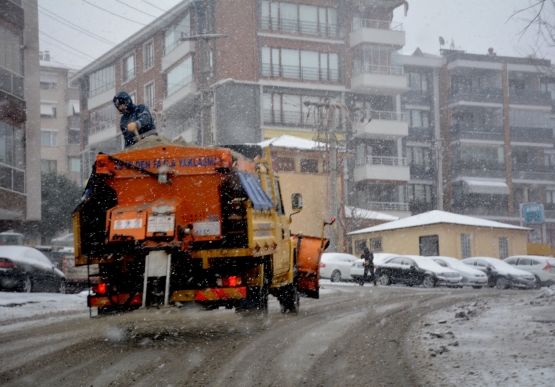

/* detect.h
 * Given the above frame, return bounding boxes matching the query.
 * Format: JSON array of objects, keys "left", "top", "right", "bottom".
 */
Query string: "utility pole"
[{"left": 180, "top": 2, "right": 227, "bottom": 146}]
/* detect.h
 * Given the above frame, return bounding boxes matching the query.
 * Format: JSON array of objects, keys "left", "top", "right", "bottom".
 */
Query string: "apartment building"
[
  {"left": 72, "top": 0, "right": 410, "bottom": 220},
  {"left": 435, "top": 49, "right": 555, "bottom": 245},
  {"left": 39, "top": 52, "right": 81, "bottom": 184},
  {"left": 0, "top": 0, "right": 41, "bottom": 230}
]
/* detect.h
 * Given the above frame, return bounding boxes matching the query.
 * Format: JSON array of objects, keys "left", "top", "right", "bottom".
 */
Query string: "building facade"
[
  {"left": 39, "top": 52, "right": 81, "bottom": 183},
  {"left": 0, "top": 0, "right": 41, "bottom": 230}
]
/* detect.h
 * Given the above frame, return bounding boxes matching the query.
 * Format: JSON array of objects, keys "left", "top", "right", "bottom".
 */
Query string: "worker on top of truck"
[{"left": 113, "top": 91, "right": 157, "bottom": 148}]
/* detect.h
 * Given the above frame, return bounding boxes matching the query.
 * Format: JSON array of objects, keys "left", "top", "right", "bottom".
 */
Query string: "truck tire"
[{"left": 280, "top": 284, "right": 299, "bottom": 314}]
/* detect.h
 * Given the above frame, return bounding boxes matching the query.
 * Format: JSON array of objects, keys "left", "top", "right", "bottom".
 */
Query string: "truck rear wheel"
[{"left": 279, "top": 284, "right": 299, "bottom": 314}]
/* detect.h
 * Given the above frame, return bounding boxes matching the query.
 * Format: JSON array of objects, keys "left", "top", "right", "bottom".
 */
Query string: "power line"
[
  {"left": 40, "top": 36, "right": 94, "bottom": 63},
  {"left": 37, "top": 3, "right": 117, "bottom": 46},
  {"left": 40, "top": 31, "right": 96, "bottom": 60},
  {"left": 81, "top": 0, "right": 149, "bottom": 26},
  {"left": 115, "top": 0, "right": 160, "bottom": 19},
  {"left": 141, "top": 0, "right": 169, "bottom": 13}
]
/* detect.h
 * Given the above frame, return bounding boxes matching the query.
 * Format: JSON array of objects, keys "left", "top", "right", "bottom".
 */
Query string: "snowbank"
[{"left": 408, "top": 286, "right": 555, "bottom": 386}]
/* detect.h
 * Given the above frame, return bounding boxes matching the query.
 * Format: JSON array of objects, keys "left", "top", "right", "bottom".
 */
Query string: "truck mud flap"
[{"left": 291, "top": 234, "right": 328, "bottom": 299}]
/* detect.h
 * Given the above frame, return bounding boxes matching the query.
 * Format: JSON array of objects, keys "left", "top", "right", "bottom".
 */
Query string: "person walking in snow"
[
  {"left": 113, "top": 91, "right": 157, "bottom": 148},
  {"left": 361, "top": 247, "right": 376, "bottom": 286}
]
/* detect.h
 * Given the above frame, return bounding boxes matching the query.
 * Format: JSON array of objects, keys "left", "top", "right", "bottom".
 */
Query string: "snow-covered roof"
[
  {"left": 256, "top": 135, "right": 324, "bottom": 150},
  {"left": 344, "top": 206, "right": 399, "bottom": 222},
  {"left": 40, "top": 60, "right": 76, "bottom": 70},
  {"left": 348, "top": 210, "right": 530, "bottom": 235}
]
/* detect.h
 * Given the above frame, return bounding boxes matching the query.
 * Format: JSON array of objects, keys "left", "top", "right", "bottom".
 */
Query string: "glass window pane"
[
  {"left": 282, "top": 95, "right": 301, "bottom": 124},
  {"left": 282, "top": 49, "right": 299, "bottom": 78},
  {"left": 329, "top": 53, "right": 338, "bottom": 81},
  {"left": 299, "top": 5, "right": 317, "bottom": 34},
  {"left": 280, "top": 3, "right": 298, "bottom": 32},
  {"left": 301, "top": 51, "right": 318, "bottom": 80}
]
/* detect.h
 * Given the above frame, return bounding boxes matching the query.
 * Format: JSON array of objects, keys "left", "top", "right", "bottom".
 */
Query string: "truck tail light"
[
  {"left": 320, "top": 263, "right": 326, "bottom": 268},
  {"left": 216, "top": 276, "right": 242, "bottom": 287},
  {"left": 94, "top": 283, "right": 107, "bottom": 294},
  {"left": 543, "top": 261, "right": 551, "bottom": 271},
  {"left": 0, "top": 259, "right": 16, "bottom": 269}
]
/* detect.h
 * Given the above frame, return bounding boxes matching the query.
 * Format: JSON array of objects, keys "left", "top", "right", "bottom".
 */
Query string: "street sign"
[{"left": 522, "top": 203, "right": 544, "bottom": 224}]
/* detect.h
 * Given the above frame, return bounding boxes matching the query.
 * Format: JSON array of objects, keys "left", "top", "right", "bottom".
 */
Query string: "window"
[
  {"left": 419, "top": 235, "right": 439, "bottom": 256},
  {"left": 353, "top": 45, "right": 402, "bottom": 76},
  {"left": 69, "top": 157, "right": 81, "bottom": 172},
  {"left": 262, "top": 93, "right": 340, "bottom": 127},
  {"left": 458, "top": 145, "right": 504, "bottom": 165},
  {"left": 89, "top": 65, "right": 115, "bottom": 97},
  {"left": 407, "top": 184, "right": 432, "bottom": 203},
  {"left": 509, "top": 110, "right": 553, "bottom": 129},
  {"left": 300, "top": 159, "right": 318, "bottom": 173},
  {"left": 40, "top": 104, "right": 57, "bottom": 118},
  {"left": 143, "top": 40, "right": 154, "bottom": 70},
  {"left": 499, "top": 237, "right": 509, "bottom": 259},
  {"left": 355, "top": 240, "right": 367, "bottom": 254},
  {"left": 276, "top": 157, "right": 295, "bottom": 172},
  {"left": 260, "top": 1, "right": 337, "bottom": 37},
  {"left": 0, "top": 25, "right": 22, "bottom": 75},
  {"left": 274, "top": 180, "right": 284, "bottom": 215},
  {"left": 260, "top": 47, "right": 339, "bottom": 82},
  {"left": 546, "top": 190, "right": 555, "bottom": 204},
  {"left": 41, "top": 130, "right": 57, "bottom": 147},
  {"left": 408, "top": 110, "right": 429, "bottom": 128},
  {"left": 68, "top": 129, "right": 80, "bottom": 144},
  {"left": 461, "top": 234, "right": 471, "bottom": 259},
  {"left": 164, "top": 12, "right": 191, "bottom": 54},
  {"left": 408, "top": 72, "right": 428, "bottom": 92},
  {"left": 122, "top": 54, "right": 135, "bottom": 82},
  {"left": 90, "top": 105, "right": 117, "bottom": 135},
  {"left": 41, "top": 160, "right": 57, "bottom": 174},
  {"left": 540, "top": 79, "right": 555, "bottom": 100},
  {"left": 369, "top": 237, "right": 382, "bottom": 252},
  {"left": 166, "top": 57, "right": 193, "bottom": 96},
  {"left": 144, "top": 82, "right": 155, "bottom": 109},
  {"left": 0, "top": 121, "right": 24, "bottom": 169},
  {"left": 40, "top": 82, "right": 57, "bottom": 90}
]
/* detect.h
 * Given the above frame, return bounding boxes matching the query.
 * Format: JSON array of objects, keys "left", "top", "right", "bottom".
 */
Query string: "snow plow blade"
[{"left": 292, "top": 234, "right": 329, "bottom": 299}]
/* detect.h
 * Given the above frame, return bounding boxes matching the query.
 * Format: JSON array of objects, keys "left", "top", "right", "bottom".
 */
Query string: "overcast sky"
[{"left": 37, "top": 0, "right": 551, "bottom": 70}]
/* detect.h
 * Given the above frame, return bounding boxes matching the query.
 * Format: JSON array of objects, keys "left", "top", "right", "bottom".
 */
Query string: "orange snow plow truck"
[{"left": 73, "top": 141, "right": 329, "bottom": 315}]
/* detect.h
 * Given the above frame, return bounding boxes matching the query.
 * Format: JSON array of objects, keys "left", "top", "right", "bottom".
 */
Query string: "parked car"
[
  {"left": 504, "top": 255, "right": 555, "bottom": 288},
  {"left": 350, "top": 253, "right": 396, "bottom": 283},
  {"left": 0, "top": 246, "right": 66, "bottom": 293},
  {"left": 375, "top": 255, "right": 462, "bottom": 288},
  {"left": 462, "top": 257, "right": 535, "bottom": 289},
  {"left": 431, "top": 256, "right": 488, "bottom": 288},
  {"left": 320, "top": 253, "right": 359, "bottom": 282}
]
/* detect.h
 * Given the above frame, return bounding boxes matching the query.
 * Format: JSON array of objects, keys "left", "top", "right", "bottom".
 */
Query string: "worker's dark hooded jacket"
[{"left": 114, "top": 92, "right": 157, "bottom": 147}]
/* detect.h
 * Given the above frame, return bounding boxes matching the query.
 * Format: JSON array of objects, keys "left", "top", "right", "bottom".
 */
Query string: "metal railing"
[
  {"left": 260, "top": 17, "right": 339, "bottom": 38},
  {"left": 365, "top": 201, "right": 409, "bottom": 212},
  {"left": 352, "top": 19, "right": 403, "bottom": 31},
  {"left": 356, "top": 156, "right": 407, "bottom": 167},
  {"left": 261, "top": 63, "right": 339, "bottom": 82},
  {"left": 0, "top": 162, "right": 25, "bottom": 193},
  {"left": 90, "top": 119, "right": 116, "bottom": 136},
  {"left": 89, "top": 80, "right": 115, "bottom": 98},
  {"left": 352, "top": 64, "right": 403, "bottom": 77},
  {"left": 166, "top": 74, "right": 194, "bottom": 97},
  {"left": 368, "top": 110, "right": 406, "bottom": 121},
  {"left": 0, "top": 66, "right": 24, "bottom": 99}
]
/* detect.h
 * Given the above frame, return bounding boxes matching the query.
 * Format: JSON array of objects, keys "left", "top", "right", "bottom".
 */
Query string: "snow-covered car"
[
  {"left": 462, "top": 257, "right": 535, "bottom": 289},
  {"left": 504, "top": 255, "right": 555, "bottom": 288},
  {"left": 350, "top": 253, "right": 396, "bottom": 283},
  {"left": 0, "top": 246, "right": 66, "bottom": 293},
  {"left": 320, "top": 253, "right": 358, "bottom": 282},
  {"left": 375, "top": 255, "right": 462, "bottom": 288},
  {"left": 431, "top": 256, "right": 488, "bottom": 288}
]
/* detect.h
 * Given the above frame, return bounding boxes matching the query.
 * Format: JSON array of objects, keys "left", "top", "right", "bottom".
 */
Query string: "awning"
[
  {"left": 463, "top": 180, "right": 509, "bottom": 195},
  {"left": 72, "top": 101, "right": 80, "bottom": 114},
  {"left": 40, "top": 104, "right": 54, "bottom": 115},
  {"left": 238, "top": 172, "right": 274, "bottom": 211}
]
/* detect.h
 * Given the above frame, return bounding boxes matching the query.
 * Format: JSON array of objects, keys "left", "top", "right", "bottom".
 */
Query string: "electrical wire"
[
  {"left": 141, "top": 0, "right": 170, "bottom": 13},
  {"left": 40, "top": 31, "right": 97, "bottom": 60},
  {"left": 81, "top": 0, "right": 149, "bottom": 26},
  {"left": 40, "top": 36, "right": 95, "bottom": 63},
  {"left": 115, "top": 0, "right": 160, "bottom": 19}
]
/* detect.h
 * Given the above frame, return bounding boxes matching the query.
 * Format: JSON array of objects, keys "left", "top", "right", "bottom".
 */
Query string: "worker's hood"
[{"left": 113, "top": 91, "right": 135, "bottom": 111}]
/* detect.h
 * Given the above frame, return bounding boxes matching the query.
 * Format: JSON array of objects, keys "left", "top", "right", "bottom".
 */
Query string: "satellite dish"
[{"left": 439, "top": 36, "right": 445, "bottom": 46}]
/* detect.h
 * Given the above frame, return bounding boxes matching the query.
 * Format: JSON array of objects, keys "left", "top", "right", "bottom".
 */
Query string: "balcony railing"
[
  {"left": 352, "top": 19, "right": 403, "bottom": 31},
  {"left": 509, "top": 89, "right": 551, "bottom": 105},
  {"left": 0, "top": 66, "right": 24, "bottom": 99},
  {"left": 409, "top": 127, "right": 434, "bottom": 140},
  {"left": 511, "top": 163, "right": 555, "bottom": 173},
  {"left": 260, "top": 17, "right": 339, "bottom": 38},
  {"left": 90, "top": 119, "right": 116, "bottom": 136},
  {"left": 263, "top": 109, "right": 341, "bottom": 129},
  {"left": 261, "top": 63, "right": 339, "bottom": 82},
  {"left": 368, "top": 110, "right": 406, "bottom": 121},
  {"left": 0, "top": 162, "right": 25, "bottom": 193},
  {"left": 365, "top": 201, "right": 409, "bottom": 212},
  {"left": 352, "top": 64, "right": 403, "bottom": 77},
  {"left": 89, "top": 80, "right": 115, "bottom": 98},
  {"left": 356, "top": 156, "right": 407, "bottom": 167},
  {"left": 166, "top": 74, "right": 194, "bottom": 97},
  {"left": 449, "top": 86, "right": 503, "bottom": 102},
  {"left": 511, "top": 127, "right": 554, "bottom": 141}
]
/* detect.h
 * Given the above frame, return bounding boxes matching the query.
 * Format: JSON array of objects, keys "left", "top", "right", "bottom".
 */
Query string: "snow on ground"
[
  {"left": 408, "top": 286, "right": 555, "bottom": 387},
  {"left": 0, "top": 291, "right": 89, "bottom": 323}
]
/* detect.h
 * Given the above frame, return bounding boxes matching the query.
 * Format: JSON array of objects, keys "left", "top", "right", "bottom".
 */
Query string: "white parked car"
[
  {"left": 320, "top": 253, "right": 358, "bottom": 282},
  {"left": 462, "top": 257, "right": 536, "bottom": 289},
  {"left": 504, "top": 255, "right": 555, "bottom": 288},
  {"left": 431, "top": 256, "right": 488, "bottom": 288},
  {"left": 350, "top": 253, "right": 396, "bottom": 283}
]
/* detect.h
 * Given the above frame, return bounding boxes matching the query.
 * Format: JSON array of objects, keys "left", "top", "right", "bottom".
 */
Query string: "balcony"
[
  {"left": 410, "top": 164, "right": 436, "bottom": 180},
  {"left": 354, "top": 111, "right": 408, "bottom": 140},
  {"left": 350, "top": 19, "right": 405, "bottom": 48},
  {"left": 408, "top": 127, "right": 434, "bottom": 141},
  {"left": 511, "top": 163, "right": 555, "bottom": 181},
  {"left": 449, "top": 86, "right": 503, "bottom": 105},
  {"left": 402, "top": 90, "right": 431, "bottom": 105},
  {"left": 0, "top": 67, "right": 24, "bottom": 100},
  {"left": 450, "top": 125, "right": 504, "bottom": 142},
  {"left": 263, "top": 109, "right": 341, "bottom": 130},
  {"left": 354, "top": 156, "right": 410, "bottom": 183},
  {"left": 451, "top": 162, "right": 507, "bottom": 180},
  {"left": 163, "top": 74, "right": 196, "bottom": 111},
  {"left": 259, "top": 17, "right": 339, "bottom": 38},
  {"left": 509, "top": 89, "right": 551, "bottom": 106},
  {"left": 0, "top": 162, "right": 25, "bottom": 193},
  {"left": 510, "top": 127, "right": 554, "bottom": 143},
  {"left": 351, "top": 65, "right": 408, "bottom": 95},
  {"left": 261, "top": 64, "right": 339, "bottom": 83}
]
